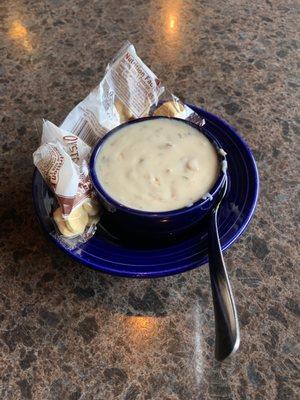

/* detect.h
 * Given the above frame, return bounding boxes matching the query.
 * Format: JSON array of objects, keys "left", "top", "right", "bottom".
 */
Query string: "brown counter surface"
[{"left": 0, "top": 1, "right": 298, "bottom": 399}]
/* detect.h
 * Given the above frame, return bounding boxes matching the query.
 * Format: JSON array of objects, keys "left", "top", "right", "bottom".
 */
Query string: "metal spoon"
[{"left": 207, "top": 177, "right": 240, "bottom": 361}]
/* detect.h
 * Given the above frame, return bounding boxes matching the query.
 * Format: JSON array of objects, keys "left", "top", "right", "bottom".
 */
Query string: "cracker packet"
[
  {"left": 60, "top": 41, "right": 205, "bottom": 147},
  {"left": 33, "top": 41, "right": 205, "bottom": 248},
  {"left": 33, "top": 121, "right": 100, "bottom": 248}
]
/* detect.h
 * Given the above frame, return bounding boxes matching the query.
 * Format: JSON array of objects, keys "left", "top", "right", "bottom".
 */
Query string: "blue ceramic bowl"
[
  {"left": 33, "top": 106, "right": 259, "bottom": 278},
  {"left": 90, "top": 116, "right": 227, "bottom": 238}
]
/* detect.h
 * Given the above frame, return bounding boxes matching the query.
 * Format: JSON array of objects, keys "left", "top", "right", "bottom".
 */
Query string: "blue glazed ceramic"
[
  {"left": 89, "top": 116, "right": 227, "bottom": 238},
  {"left": 32, "top": 105, "right": 259, "bottom": 278}
]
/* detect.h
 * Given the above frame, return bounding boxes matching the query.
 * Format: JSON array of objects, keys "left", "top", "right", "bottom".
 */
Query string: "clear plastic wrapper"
[
  {"left": 33, "top": 122, "right": 100, "bottom": 248},
  {"left": 60, "top": 41, "right": 205, "bottom": 147},
  {"left": 33, "top": 41, "right": 205, "bottom": 248}
]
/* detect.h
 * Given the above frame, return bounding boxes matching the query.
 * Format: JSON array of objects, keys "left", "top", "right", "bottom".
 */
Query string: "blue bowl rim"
[{"left": 89, "top": 116, "right": 227, "bottom": 217}]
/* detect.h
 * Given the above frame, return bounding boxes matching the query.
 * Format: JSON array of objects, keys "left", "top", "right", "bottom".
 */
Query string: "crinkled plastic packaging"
[
  {"left": 33, "top": 123, "right": 100, "bottom": 248},
  {"left": 33, "top": 41, "right": 205, "bottom": 248}
]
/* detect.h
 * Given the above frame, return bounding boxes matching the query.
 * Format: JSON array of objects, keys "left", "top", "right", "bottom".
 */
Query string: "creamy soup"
[{"left": 96, "top": 118, "right": 220, "bottom": 212}]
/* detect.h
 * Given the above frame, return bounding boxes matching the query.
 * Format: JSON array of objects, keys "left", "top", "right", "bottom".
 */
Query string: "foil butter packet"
[{"left": 33, "top": 41, "right": 205, "bottom": 248}]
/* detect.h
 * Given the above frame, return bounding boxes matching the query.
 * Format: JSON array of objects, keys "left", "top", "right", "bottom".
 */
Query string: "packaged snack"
[
  {"left": 60, "top": 41, "right": 204, "bottom": 147},
  {"left": 33, "top": 41, "right": 205, "bottom": 248},
  {"left": 33, "top": 130, "right": 100, "bottom": 247}
]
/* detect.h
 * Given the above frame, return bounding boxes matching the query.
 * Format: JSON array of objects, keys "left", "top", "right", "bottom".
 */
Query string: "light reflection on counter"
[
  {"left": 115, "top": 314, "right": 161, "bottom": 353},
  {"left": 126, "top": 315, "right": 158, "bottom": 342},
  {"left": 149, "top": 0, "right": 191, "bottom": 63},
  {"left": 8, "top": 20, "right": 33, "bottom": 52},
  {"left": 164, "top": 0, "right": 181, "bottom": 42},
  {"left": 193, "top": 305, "right": 204, "bottom": 384},
  {"left": 166, "top": 12, "right": 179, "bottom": 36}
]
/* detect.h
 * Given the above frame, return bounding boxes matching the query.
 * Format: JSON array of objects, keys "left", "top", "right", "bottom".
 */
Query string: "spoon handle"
[{"left": 208, "top": 207, "right": 240, "bottom": 361}]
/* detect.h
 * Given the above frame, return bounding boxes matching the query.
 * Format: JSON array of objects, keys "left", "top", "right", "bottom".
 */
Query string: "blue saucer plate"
[{"left": 32, "top": 105, "right": 259, "bottom": 278}]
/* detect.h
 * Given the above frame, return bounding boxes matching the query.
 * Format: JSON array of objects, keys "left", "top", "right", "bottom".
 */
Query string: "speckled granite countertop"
[{"left": 0, "top": 0, "right": 299, "bottom": 399}]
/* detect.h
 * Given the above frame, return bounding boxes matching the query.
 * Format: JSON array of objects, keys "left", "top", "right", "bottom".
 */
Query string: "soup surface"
[{"left": 96, "top": 118, "right": 219, "bottom": 211}]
